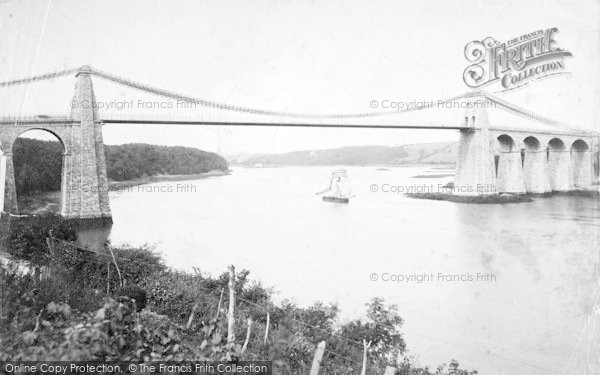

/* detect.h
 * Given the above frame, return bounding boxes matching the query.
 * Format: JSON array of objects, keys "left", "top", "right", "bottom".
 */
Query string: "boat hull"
[{"left": 322, "top": 196, "right": 349, "bottom": 203}]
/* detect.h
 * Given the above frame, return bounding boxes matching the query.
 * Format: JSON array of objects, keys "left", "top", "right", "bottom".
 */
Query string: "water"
[{"left": 106, "top": 166, "right": 599, "bottom": 374}]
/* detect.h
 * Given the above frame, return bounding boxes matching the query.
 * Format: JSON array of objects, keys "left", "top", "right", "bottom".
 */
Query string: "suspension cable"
[
  {"left": 0, "top": 66, "right": 588, "bottom": 131},
  {"left": 0, "top": 68, "right": 78, "bottom": 87},
  {"left": 90, "top": 67, "right": 478, "bottom": 119}
]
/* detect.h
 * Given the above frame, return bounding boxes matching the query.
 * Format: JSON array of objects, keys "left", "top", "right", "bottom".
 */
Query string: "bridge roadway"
[
  {"left": 0, "top": 115, "right": 594, "bottom": 137},
  {"left": 0, "top": 115, "right": 469, "bottom": 130}
]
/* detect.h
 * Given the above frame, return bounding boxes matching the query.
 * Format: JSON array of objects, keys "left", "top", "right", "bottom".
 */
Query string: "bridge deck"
[
  {"left": 0, "top": 115, "right": 470, "bottom": 130},
  {"left": 0, "top": 116, "right": 596, "bottom": 137},
  {"left": 0, "top": 116, "right": 77, "bottom": 125},
  {"left": 101, "top": 118, "right": 470, "bottom": 130}
]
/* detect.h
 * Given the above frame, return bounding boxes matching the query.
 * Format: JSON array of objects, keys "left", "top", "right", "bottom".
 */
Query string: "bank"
[
  {"left": 406, "top": 189, "right": 599, "bottom": 204},
  {"left": 16, "top": 170, "right": 231, "bottom": 216}
]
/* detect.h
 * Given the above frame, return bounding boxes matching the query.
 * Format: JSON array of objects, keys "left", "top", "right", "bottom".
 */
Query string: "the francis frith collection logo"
[{"left": 463, "top": 28, "right": 572, "bottom": 91}]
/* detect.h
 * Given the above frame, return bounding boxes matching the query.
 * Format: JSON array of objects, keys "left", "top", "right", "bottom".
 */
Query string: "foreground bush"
[
  {"left": 7, "top": 215, "right": 76, "bottom": 264},
  {"left": 1, "top": 296, "right": 234, "bottom": 361},
  {"left": 1, "top": 233, "right": 477, "bottom": 374}
]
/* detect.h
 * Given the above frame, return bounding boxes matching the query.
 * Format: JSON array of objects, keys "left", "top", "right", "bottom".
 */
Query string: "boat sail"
[{"left": 316, "top": 169, "right": 353, "bottom": 203}]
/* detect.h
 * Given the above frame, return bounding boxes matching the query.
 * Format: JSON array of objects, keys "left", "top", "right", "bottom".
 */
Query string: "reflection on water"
[{"left": 3, "top": 166, "right": 599, "bottom": 374}]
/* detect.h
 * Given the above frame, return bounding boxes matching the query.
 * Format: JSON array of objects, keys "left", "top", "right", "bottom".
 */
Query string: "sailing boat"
[{"left": 316, "top": 169, "right": 353, "bottom": 203}]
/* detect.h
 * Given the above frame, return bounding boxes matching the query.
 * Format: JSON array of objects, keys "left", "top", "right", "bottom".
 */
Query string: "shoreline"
[
  {"left": 108, "top": 170, "right": 230, "bottom": 191},
  {"left": 232, "top": 162, "right": 456, "bottom": 169},
  {"left": 17, "top": 170, "right": 231, "bottom": 215},
  {"left": 406, "top": 189, "right": 599, "bottom": 204}
]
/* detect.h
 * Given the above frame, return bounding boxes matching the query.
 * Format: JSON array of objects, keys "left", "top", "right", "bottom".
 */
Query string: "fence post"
[
  {"left": 186, "top": 303, "right": 199, "bottom": 329},
  {"left": 263, "top": 311, "right": 270, "bottom": 344},
  {"left": 45, "top": 237, "right": 56, "bottom": 281},
  {"left": 106, "top": 260, "right": 111, "bottom": 294},
  {"left": 107, "top": 245, "right": 122, "bottom": 288},
  {"left": 45, "top": 237, "right": 55, "bottom": 259},
  {"left": 309, "top": 340, "right": 326, "bottom": 375},
  {"left": 361, "top": 339, "right": 372, "bottom": 375},
  {"left": 241, "top": 317, "right": 253, "bottom": 353},
  {"left": 227, "top": 265, "right": 236, "bottom": 345},
  {"left": 215, "top": 287, "right": 224, "bottom": 320}
]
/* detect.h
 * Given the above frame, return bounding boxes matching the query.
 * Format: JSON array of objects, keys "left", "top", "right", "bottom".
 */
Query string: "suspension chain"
[
  {"left": 484, "top": 95, "right": 559, "bottom": 126},
  {"left": 89, "top": 67, "right": 475, "bottom": 119},
  {"left": 0, "top": 66, "right": 583, "bottom": 130},
  {"left": 0, "top": 68, "right": 78, "bottom": 87}
]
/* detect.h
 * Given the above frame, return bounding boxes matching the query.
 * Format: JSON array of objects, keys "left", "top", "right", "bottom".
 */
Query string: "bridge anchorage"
[{"left": 0, "top": 65, "right": 597, "bottom": 220}]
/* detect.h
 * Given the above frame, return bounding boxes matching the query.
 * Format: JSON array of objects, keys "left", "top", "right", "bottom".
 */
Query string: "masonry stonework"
[{"left": 0, "top": 66, "right": 111, "bottom": 220}]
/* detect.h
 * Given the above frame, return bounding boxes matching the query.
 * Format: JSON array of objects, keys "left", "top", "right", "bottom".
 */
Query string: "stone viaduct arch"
[
  {"left": 571, "top": 139, "right": 592, "bottom": 188},
  {"left": 455, "top": 104, "right": 596, "bottom": 195},
  {"left": 495, "top": 134, "right": 525, "bottom": 194}
]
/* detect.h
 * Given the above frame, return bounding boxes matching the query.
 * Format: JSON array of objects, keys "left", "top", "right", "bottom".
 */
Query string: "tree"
[{"left": 339, "top": 298, "right": 406, "bottom": 370}]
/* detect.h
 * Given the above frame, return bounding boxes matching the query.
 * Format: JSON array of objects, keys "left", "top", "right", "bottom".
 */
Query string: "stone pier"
[
  {"left": 522, "top": 137, "right": 549, "bottom": 194},
  {"left": 63, "top": 66, "right": 111, "bottom": 219},
  {"left": 570, "top": 140, "right": 592, "bottom": 188},
  {"left": 454, "top": 102, "right": 497, "bottom": 195},
  {"left": 495, "top": 135, "right": 525, "bottom": 194},
  {"left": 546, "top": 138, "right": 572, "bottom": 191}
]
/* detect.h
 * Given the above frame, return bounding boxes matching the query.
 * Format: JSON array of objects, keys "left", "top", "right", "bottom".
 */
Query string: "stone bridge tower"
[
  {"left": 454, "top": 97, "right": 497, "bottom": 195},
  {"left": 1, "top": 66, "right": 111, "bottom": 220},
  {"left": 64, "top": 66, "right": 111, "bottom": 220}
]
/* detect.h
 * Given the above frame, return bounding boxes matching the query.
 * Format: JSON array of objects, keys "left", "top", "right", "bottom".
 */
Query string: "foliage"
[
  {"left": 12, "top": 138, "right": 229, "bottom": 196},
  {"left": 13, "top": 138, "right": 63, "bottom": 195},
  {"left": 240, "top": 145, "right": 409, "bottom": 167},
  {"left": 397, "top": 356, "right": 479, "bottom": 375},
  {"left": 2, "top": 224, "right": 477, "bottom": 374},
  {"left": 1, "top": 291, "right": 233, "bottom": 361},
  {"left": 105, "top": 143, "right": 229, "bottom": 181},
  {"left": 7, "top": 215, "right": 76, "bottom": 264}
]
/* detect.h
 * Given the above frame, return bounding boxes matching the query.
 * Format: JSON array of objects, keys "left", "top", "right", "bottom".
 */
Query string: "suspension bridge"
[{"left": 0, "top": 65, "right": 597, "bottom": 220}]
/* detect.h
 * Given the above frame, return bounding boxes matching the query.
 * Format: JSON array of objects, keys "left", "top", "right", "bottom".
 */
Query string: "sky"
[{"left": 0, "top": 0, "right": 598, "bottom": 154}]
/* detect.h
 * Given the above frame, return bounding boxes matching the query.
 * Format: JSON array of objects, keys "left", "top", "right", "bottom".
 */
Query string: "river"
[{"left": 104, "top": 166, "right": 599, "bottom": 374}]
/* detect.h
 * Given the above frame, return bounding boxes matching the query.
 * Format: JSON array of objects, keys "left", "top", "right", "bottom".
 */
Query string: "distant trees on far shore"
[{"left": 12, "top": 138, "right": 229, "bottom": 195}]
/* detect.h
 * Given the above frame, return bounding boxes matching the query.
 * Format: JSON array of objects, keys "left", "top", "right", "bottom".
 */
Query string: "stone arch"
[
  {"left": 494, "top": 134, "right": 514, "bottom": 178},
  {"left": 523, "top": 136, "right": 541, "bottom": 150},
  {"left": 521, "top": 136, "right": 548, "bottom": 193},
  {"left": 495, "top": 134, "right": 525, "bottom": 193},
  {"left": 571, "top": 139, "right": 589, "bottom": 152},
  {"left": 547, "top": 137, "right": 566, "bottom": 160},
  {"left": 548, "top": 137, "right": 566, "bottom": 151},
  {"left": 12, "top": 127, "right": 68, "bottom": 155},
  {"left": 546, "top": 137, "right": 571, "bottom": 191},
  {"left": 497, "top": 134, "right": 515, "bottom": 152},
  {"left": 522, "top": 136, "right": 540, "bottom": 166},
  {"left": 570, "top": 139, "right": 591, "bottom": 187},
  {"left": 11, "top": 128, "right": 67, "bottom": 215}
]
